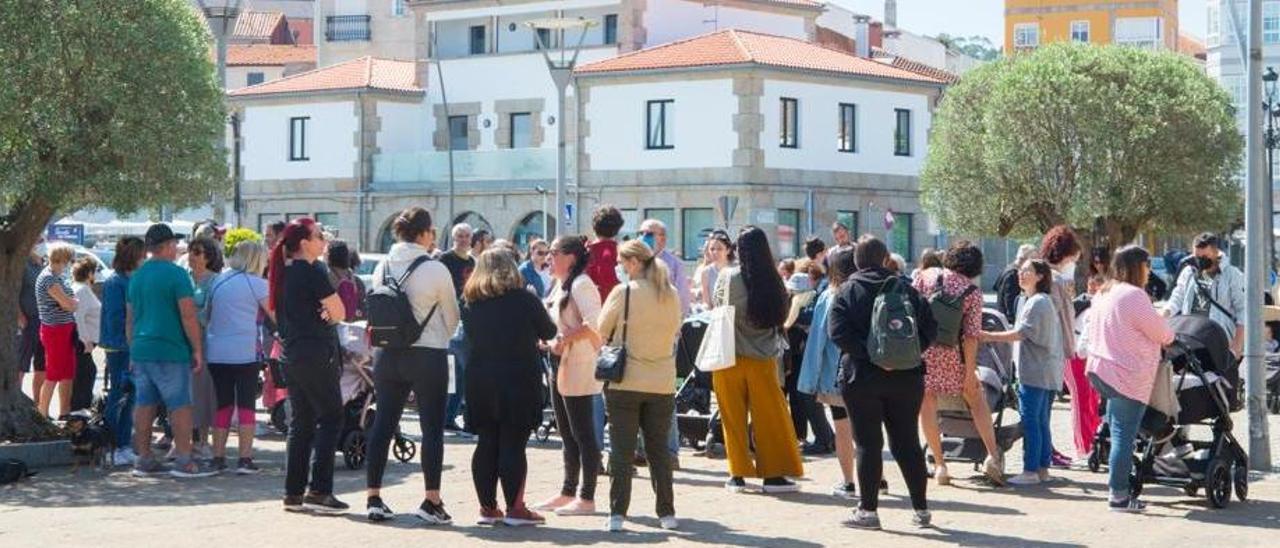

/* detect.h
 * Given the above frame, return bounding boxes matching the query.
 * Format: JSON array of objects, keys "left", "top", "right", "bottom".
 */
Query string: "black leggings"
[
  {"left": 472, "top": 421, "right": 533, "bottom": 510},
  {"left": 210, "top": 364, "right": 259, "bottom": 410},
  {"left": 366, "top": 347, "right": 449, "bottom": 491},
  {"left": 841, "top": 367, "right": 928, "bottom": 512},
  {"left": 552, "top": 381, "right": 599, "bottom": 500}
]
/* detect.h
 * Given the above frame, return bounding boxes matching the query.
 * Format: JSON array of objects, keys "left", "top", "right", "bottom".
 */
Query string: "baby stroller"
[
  {"left": 335, "top": 322, "right": 417, "bottom": 470},
  {"left": 1126, "top": 315, "right": 1249, "bottom": 509},
  {"left": 928, "top": 309, "right": 1023, "bottom": 471},
  {"left": 1266, "top": 353, "right": 1280, "bottom": 414},
  {"left": 534, "top": 354, "right": 557, "bottom": 443},
  {"left": 674, "top": 314, "right": 721, "bottom": 451}
]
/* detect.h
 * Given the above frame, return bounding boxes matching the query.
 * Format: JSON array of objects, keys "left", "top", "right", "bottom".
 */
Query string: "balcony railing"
[
  {"left": 326, "top": 15, "right": 371, "bottom": 42},
  {"left": 372, "top": 148, "right": 573, "bottom": 191}
]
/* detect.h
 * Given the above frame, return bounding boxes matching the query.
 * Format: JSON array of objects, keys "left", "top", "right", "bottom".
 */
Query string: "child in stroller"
[
  {"left": 335, "top": 322, "right": 417, "bottom": 470},
  {"left": 1093, "top": 315, "right": 1249, "bottom": 509}
]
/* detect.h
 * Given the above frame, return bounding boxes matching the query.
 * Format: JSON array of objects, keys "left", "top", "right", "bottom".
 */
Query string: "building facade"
[{"left": 1004, "top": 0, "right": 1178, "bottom": 51}]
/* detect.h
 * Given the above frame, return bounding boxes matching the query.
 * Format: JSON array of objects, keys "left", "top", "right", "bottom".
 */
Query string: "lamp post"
[
  {"left": 534, "top": 185, "right": 550, "bottom": 240},
  {"left": 527, "top": 18, "right": 596, "bottom": 235},
  {"left": 1263, "top": 67, "right": 1278, "bottom": 274},
  {"left": 198, "top": 0, "right": 242, "bottom": 225}
]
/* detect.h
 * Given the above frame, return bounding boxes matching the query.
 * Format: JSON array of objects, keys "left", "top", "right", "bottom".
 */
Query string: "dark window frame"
[
  {"left": 894, "top": 108, "right": 912, "bottom": 157},
  {"left": 603, "top": 14, "right": 618, "bottom": 45},
  {"left": 447, "top": 115, "right": 469, "bottom": 151},
  {"left": 646, "top": 99, "right": 674, "bottom": 150},
  {"left": 469, "top": 25, "right": 486, "bottom": 55},
  {"left": 535, "top": 28, "right": 551, "bottom": 50},
  {"left": 509, "top": 112, "right": 532, "bottom": 149},
  {"left": 288, "top": 116, "right": 309, "bottom": 161},
  {"left": 247, "top": 72, "right": 265, "bottom": 86},
  {"left": 780, "top": 97, "right": 799, "bottom": 148},
  {"left": 838, "top": 103, "right": 857, "bottom": 153}
]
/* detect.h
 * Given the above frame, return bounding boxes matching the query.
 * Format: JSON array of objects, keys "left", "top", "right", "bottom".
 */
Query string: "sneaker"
[
  {"left": 554, "top": 498, "right": 596, "bottom": 516},
  {"left": 831, "top": 482, "right": 858, "bottom": 500},
  {"left": 283, "top": 495, "right": 306, "bottom": 513},
  {"left": 934, "top": 466, "right": 952, "bottom": 486},
  {"left": 725, "top": 477, "right": 748, "bottom": 493},
  {"left": 606, "top": 514, "right": 625, "bottom": 532},
  {"left": 131, "top": 455, "right": 170, "bottom": 477},
  {"left": 762, "top": 477, "right": 800, "bottom": 494},
  {"left": 533, "top": 494, "right": 575, "bottom": 512},
  {"left": 170, "top": 458, "right": 218, "bottom": 479},
  {"left": 912, "top": 510, "right": 933, "bottom": 528},
  {"left": 1109, "top": 497, "right": 1147, "bottom": 513},
  {"left": 1007, "top": 472, "right": 1042, "bottom": 486},
  {"left": 477, "top": 506, "right": 504, "bottom": 525},
  {"left": 984, "top": 454, "right": 1006, "bottom": 485},
  {"left": 1038, "top": 469, "right": 1056, "bottom": 483},
  {"left": 503, "top": 506, "right": 546, "bottom": 527},
  {"left": 659, "top": 515, "right": 679, "bottom": 530},
  {"left": 842, "top": 509, "right": 881, "bottom": 530},
  {"left": 802, "top": 442, "right": 834, "bottom": 456},
  {"left": 303, "top": 493, "right": 350, "bottom": 515},
  {"left": 210, "top": 457, "right": 228, "bottom": 473},
  {"left": 414, "top": 499, "right": 452, "bottom": 525},
  {"left": 634, "top": 452, "right": 648, "bottom": 467},
  {"left": 193, "top": 444, "right": 214, "bottom": 461},
  {"left": 112, "top": 447, "right": 137, "bottom": 467},
  {"left": 235, "top": 458, "right": 260, "bottom": 475},
  {"left": 367, "top": 497, "right": 395, "bottom": 522},
  {"left": 880, "top": 479, "right": 889, "bottom": 493},
  {"left": 1051, "top": 450, "right": 1073, "bottom": 469},
  {"left": 154, "top": 435, "right": 173, "bottom": 451}
]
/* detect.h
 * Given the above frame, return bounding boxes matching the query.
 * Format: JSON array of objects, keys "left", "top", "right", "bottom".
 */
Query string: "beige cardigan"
[{"left": 597, "top": 279, "right": 682, "bottom": 394}]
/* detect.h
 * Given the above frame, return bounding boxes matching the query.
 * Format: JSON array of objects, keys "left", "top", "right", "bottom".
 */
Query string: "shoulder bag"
[{"left": 594, "top": 284, "right": 630, "bottom": 383}]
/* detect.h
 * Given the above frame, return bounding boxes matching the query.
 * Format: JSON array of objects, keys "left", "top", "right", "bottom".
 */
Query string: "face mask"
[
  {"left": 1195, "top": 256, "right": 1214, "bottom": 271},
  {"left": 641, "top": 232, "right": 657, "bottom": 250},
  {"left": 615, "top": 264, "right": 630, "bottom": 284}
]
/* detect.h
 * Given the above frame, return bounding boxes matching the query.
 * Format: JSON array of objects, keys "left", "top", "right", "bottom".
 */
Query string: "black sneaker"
[
  {"left": 210, "top": 457, "right": 228, "bottom": 473},
  {"left": 283, "top": 495, "right": 306, "bottom": 513},
  {"left": 880, "top": 479, "right": 889, "bottom": 493},
  {"left": 725, "top": 476, "right": 748, "bottom": 493},
  {"left": 367, "top": 496, "right": 395, "bottom": 522},
  {"left": 1109, "top": 497, "right": 1147, "bottom": 513},
  {"left": 303, "top": 493, "right": 350, "bottom": 515},
  {"left": 762, "top": 477, "right": 800, "bottom": 493},
  {"left": 235, "top": 458, "right": 260, "bottom": 475},
  {"left": 414, "top": 499, "right": 452, "bottom": 525}
]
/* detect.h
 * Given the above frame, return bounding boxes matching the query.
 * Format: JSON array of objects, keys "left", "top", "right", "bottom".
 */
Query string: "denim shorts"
[{"left": 132, "top": 360, "right": 192, "bottom": 410}]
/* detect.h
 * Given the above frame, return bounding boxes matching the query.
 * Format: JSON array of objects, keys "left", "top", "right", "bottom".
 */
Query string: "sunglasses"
[{"left": 534, "top": 250, "right": 549, "bottom": 257}]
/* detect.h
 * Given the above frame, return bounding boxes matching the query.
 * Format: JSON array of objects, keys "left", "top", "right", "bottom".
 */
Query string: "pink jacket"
[{"left": 1084, "top": 284, "right": 1175, "bottom": 404}]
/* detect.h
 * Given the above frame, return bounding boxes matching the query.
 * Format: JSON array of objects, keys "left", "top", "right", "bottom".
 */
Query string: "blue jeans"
[
  {"left": 1019, "top": 385, "right": 1053, "bottom": 473},
  {"left": 105, "top": 350, "right": 134, "bottom": 449},
  {"left": 132, "top": 360, "right": 192, "bottom": 410},
  {"left": 1106, "top": 395, "right": 1147, "bottom": 498},
  {"left": 446, "top": 327, "right": 469, "bottom": 428}
]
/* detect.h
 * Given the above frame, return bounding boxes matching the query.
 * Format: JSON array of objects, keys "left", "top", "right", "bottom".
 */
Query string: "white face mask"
[{"left": 1058, "top": 260, "right": 1077, "bottom": 275}]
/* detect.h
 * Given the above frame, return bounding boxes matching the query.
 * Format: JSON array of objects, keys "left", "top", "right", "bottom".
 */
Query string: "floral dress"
[{"left": 912, "top": 268, "right": 983, "bottom": 396}]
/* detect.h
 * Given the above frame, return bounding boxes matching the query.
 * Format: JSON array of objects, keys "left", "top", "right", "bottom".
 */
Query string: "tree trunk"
[{"left": 0, "top": 199, "right": 63, "bottom": 442}]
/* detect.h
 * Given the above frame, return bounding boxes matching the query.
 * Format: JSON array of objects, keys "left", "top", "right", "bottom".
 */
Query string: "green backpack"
[
  {"left": 928, "top": 273, "right": 977, "bottom": 348},
  {"left": 866, "top": 278, "right": 922, "bottom": 370}
]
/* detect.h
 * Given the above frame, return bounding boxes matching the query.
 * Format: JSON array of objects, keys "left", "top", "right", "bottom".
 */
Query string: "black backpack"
[{"left": 367, "top": 255, "right": 439, "bottom": 349}]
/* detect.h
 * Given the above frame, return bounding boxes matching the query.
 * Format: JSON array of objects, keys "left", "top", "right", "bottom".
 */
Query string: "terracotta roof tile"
[
  {"left": 1179, "top": 32, "right": 1206, "bottom": 59},
  {"left": 229, "top": 56, "right": 422, "bottom": 97},
  {"left": 227, "top": 44, "right": 316, "bottom": 67},
  {"left": 576, "top": 29, "right": 946, "bottom": 85},
  {"left": 234, "top": 10, "right": 285, "bottom": 40}
]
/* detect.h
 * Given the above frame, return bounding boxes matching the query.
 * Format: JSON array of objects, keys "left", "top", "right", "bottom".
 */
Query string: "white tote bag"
[{"left": 695, "top": 305, "right": 737, "bottom": 372}]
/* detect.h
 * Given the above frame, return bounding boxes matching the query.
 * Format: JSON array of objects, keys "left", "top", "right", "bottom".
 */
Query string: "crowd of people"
[{"left": 11, "top": 201, "right": 1258, "bottom": 531}]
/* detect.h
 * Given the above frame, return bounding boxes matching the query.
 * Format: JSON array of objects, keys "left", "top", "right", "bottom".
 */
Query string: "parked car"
[{"left": 354, "top": 252, "right": 387, "bottom": 292}]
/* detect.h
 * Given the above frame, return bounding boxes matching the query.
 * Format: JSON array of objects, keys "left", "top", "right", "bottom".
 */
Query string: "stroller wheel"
[
  {"left": 393, "top": 436, "right": 417, "bottom": 463},
  {"left": 1206, "top": 458, "right": 1231, "bottom": 509},
  {"left": 270, "top": 402, "right": 290, "bottom": 435},
  {"left": 1233, "top": 464, "right": 1249, "bottom": 502},
  {"left": 1128, "top": 456, "right": 1144, "bottom": 500},
  {"left": 1087, "top": 451, "right": 1102, "bottom": 473},
  {"left": 343, "top": 430, "right": 367, "bottom": 470},
  {"left": 535, "top": 426, "right": 550, "bottom": 443}
]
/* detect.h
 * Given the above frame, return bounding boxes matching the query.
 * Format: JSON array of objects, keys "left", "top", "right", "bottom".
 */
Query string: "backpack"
[
  {"left": 865, "top": 278, "right": 923, "bottom": 370},
  {"left": 0, "top": 458, "right": 33, "bottom": 485},
  {"left": 928, "top": 273, "right": 976, "bottom": 348},
  {"left": 366, "top": 256, "right": 439, "bottom": 349}
]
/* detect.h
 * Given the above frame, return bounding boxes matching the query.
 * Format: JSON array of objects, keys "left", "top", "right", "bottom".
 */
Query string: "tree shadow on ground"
[
  {"left": 880, "top": 526, "right": 1087, "bottom": 548},
  {"left": 446, "top": 516, "right": 825, "bottom": 547}
]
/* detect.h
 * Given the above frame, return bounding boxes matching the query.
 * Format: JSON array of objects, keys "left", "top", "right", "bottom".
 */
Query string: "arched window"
[
  {"left": 444, "top": 211, "right": 493, "bottom": 249},
  {"left": 512, "top": 211, "right": 554, "bottom": 251}
]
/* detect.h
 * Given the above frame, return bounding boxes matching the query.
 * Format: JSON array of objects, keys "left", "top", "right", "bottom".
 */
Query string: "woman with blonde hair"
[
  {"left": 205, "top": 240, "right": 273, "bottom": 474},
  {"left": 463, "top": 249, "right": 557, "bottom": 526},
  {"left": 598, "top": 240, "right": 683, "bottom": 532},
  {"left": 36, "top": 243, "right": 78, "bottom": 418}
]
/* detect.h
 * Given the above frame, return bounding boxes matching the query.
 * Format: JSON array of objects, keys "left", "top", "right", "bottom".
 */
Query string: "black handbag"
[{"left": 594, "top": 285, "right": 630, "bottom": 383}]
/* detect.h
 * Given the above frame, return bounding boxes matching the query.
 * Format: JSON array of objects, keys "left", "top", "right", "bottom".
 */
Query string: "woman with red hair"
[
  {"left": 1038, "top": 225, "right": 1090, "bottom": 467},
  {"left": 269, "top": 218, "right": 349, "bottom": 514}
]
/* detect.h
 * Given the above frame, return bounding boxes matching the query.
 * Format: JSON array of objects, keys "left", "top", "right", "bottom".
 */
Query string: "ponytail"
[
  {"left": 551, "top": 235, "right": 590, "bottom": 311},
  {"left": 267, "top": 218, "right": 318, "bottom": 312},
  {"left": 618, "top": 239, "right": 674, "bottom": 302}
]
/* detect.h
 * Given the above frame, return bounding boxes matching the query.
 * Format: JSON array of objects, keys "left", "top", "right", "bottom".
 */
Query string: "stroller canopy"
[{"left": 1167, "top": 315, "right": 1234, "bottom": 378}]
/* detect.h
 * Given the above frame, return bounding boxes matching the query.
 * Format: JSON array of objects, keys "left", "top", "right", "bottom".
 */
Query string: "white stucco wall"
[
  {"left": 226, "top": 66, "right": 287, "bottom": 91},
  {"left": 377, "top": 101, "right": 430, "bottom": 153},
  {"left": 761, "top": 80, "right": 932, "bottom": 176},
  {"left": 243, "top": 101, "right": 358, "bottom": 180},
  {"left": 643, "top": 0, "right": 808, "bottom": 46},
  {"left": 584, "top": 79, "right": 736, "bottom": 171},
  {"left": 883, "top": 31, "right": 948, "bottom": 70}
]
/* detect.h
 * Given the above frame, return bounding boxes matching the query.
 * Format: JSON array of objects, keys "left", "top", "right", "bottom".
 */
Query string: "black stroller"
[
  {"left": 534, "top": 354, "right": 556, "bottom": 443},
  {"left": 1120, "top": 315, "right": 1248, "bottom": 509},
  {"left": 674, "top": 314, "right": 722, "bottom": 451},
  {"left": 335, "top": 324, "right": 417, "bottom": 470}
]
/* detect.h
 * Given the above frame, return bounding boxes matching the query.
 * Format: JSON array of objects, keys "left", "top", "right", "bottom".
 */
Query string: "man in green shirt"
[{"left": 127, "top": 224, "right": 216, "bottom": 478}]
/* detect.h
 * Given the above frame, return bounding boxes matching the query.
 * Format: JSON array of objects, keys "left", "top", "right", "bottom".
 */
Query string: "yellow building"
[{"left": 1005, "top": 0, "right": 1179, "bottom": 52}]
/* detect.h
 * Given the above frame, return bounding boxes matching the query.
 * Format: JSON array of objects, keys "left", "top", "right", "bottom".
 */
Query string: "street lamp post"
[
  {"left": 528, "top": 18, "right": 596, "bottom": 235},
  {"left": 1263, "top": 67, "right": 1278, "bottom": 276},
  {"left": 198, "top": 0, "right": 242, "bottom": 225}
]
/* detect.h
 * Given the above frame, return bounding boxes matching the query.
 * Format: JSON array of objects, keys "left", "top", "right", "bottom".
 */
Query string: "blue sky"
[{"left": 828, "top": 0, "right": 1209, "bottom": 45}]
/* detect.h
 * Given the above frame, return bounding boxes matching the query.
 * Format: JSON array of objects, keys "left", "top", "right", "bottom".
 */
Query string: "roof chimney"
[
  {"left": 885, "top": 0, "right": 897, "bottom": 29},
  {"left": 854, "top": 15, "right": 871, "bottom": 58}
]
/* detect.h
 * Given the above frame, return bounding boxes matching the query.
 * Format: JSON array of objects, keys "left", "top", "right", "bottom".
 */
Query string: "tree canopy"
[
  {"left": 920, "top": 43, "right": 1243, "bottom": 244},
  {"left": 934, "top": 34, "right": 1000, "bottom": 62},
  {"left": 0, "top": 0, "right": 227, "bottom": 441}
]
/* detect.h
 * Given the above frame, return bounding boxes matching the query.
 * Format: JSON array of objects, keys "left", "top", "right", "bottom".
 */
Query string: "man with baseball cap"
[{"left": 128, "top": 223, "right": 217, "bottom": 478}]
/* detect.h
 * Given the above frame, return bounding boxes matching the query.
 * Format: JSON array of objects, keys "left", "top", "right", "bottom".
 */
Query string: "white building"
[{"left": 231, "top": 0, "right": 952, "bottom": 261}]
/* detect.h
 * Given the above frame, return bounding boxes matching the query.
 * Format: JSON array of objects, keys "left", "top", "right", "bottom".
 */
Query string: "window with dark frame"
[
  {"left": 646, "top": 99, "right": 673, "bottom": 149},
  {"left": 894, "top": 108, "right": 912, "bottom": 156},
  {"left": 838, "top": 103, "right": 857, "bottom": 152},
  {"left": 780, "top": 97, "right": 798, "bottom": 148},
  {"left": 247, "top": 72, "right": 265, "bottom": 86},
  {"left": 604, "top": 14, "right": 618, "bottom": 45},
  {"left": 509, "top": 112, "right": 533, "bottom": 149},
  {"left": 289, "top": 116, "right": 309, "bottom": 161},
  {"left": 469, "top": 25, "right": 486, "bottom": 55},
  {"left": 448, "top": 115, "right": 469, "bottom": 151},
  {"left": 535, "top": 28, "right": 551, "bottom": 50}
]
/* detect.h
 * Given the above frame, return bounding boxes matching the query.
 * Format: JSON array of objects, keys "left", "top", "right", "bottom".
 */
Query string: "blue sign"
[
  {"left": 564, "top": 202, "right": 575, "bottom": 225},
  {"left": 47, "top": 224, "right": 85, "bottom": 246}
]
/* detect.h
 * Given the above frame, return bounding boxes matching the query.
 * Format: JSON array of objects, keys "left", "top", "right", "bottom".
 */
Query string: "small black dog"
[{"left": 65, "top": 410, "right": 112, "bottom": 473}]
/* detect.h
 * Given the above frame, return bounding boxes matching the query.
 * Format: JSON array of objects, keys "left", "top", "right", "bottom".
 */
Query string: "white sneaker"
[
  {"left": 112, "top": 448, "right": 137, "bottom": 466},
  {"left": 659, "top": 515, "right": 679, "bottom": 530},
  {"left": 1007, "top": 472, "right": 1042, "bottom": 486},
  {"left": 831, "top": 482, "right": 858, "bottom": 500},
  {"left": 606, "top": 515, "right": 625, "bottom": 532}
]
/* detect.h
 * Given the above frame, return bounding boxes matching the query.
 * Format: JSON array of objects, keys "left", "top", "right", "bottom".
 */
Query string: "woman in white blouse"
[{"left": 69, "top": 257, "right": 101, "bottom": 412}]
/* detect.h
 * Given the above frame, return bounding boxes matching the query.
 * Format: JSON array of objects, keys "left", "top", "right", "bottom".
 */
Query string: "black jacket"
[
  {"left": 828, "top": 267, "right": 937, "bottom": 384},
  {"left": 993, "top": 266, "right": 1021, "bottom": 322}
]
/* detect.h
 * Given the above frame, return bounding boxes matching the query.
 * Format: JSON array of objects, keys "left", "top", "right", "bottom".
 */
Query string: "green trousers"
[{"left": 605, "top": 388, "right": 676, "bottom": 518}]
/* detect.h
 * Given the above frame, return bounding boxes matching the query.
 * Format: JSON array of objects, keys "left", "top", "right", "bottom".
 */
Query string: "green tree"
[
  {"left": 223, "top": 227, "right": 262, "bottom": 257},
  {"left": 0, "top": 0, "right": 226, "bottom": 440},
  {"left": 934, "top": 33, "right": 1001, "bottom": 61},
  {"left": 921, "top": 43, "right": 1242, "bottom": 246}
]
